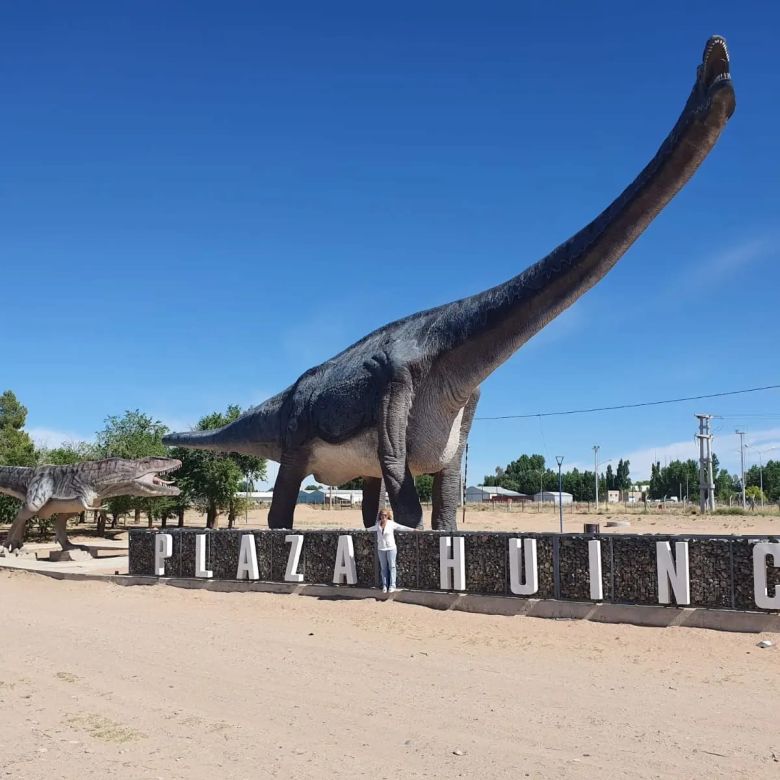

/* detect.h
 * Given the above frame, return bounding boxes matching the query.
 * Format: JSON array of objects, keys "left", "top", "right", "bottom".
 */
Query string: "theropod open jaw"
[{"left": 132, "top": 459, "right": 182, "bottom": 497}]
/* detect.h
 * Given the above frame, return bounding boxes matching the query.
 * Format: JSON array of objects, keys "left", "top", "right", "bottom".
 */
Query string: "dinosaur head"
[
  {"left": 686, "top": 35, "right": 735, "bottom": 123},
  {"left": 95, "top": 457, "right": 182, "bottom": 499}
]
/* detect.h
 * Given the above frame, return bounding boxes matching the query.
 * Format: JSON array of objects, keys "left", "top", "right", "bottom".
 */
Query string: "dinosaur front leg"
[
  {"left": 431, "top": 389, "right": 480, "bottom": 531},
  {"left": 268, "top": 455, "right": 307, "bottom": 529},
  {"left": 379, "top": 367, "right": 423, "bottom": 529},
  {"left": 361, "top": 477, "right": 383, "bottom": 528}
]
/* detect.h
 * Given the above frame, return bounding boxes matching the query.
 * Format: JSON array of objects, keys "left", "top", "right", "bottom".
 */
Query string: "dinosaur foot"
[{"left": 0, "top": 544, "right": 35, "bottom": 559}]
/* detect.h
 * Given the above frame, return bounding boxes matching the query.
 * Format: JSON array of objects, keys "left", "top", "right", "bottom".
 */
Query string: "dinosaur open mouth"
[
  {"left": 701, "top": 36, "right": 730, "bottom": 90},
  {"left": 136, "top": 462, "right": 181, "bottom": 494}
]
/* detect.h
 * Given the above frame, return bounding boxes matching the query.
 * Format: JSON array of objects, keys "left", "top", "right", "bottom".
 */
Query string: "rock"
[
  {"left": 605, "top": 520, "right": 631, "bottom": 528},
  {"left": 757, "top": 640, "right": 774, "bottom": 649},
  {"left": 452, "top": 749, "right": 466, "bottom": 756}
]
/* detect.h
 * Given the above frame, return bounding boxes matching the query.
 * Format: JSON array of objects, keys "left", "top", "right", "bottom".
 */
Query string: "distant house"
[
  {"left": 533, "top": 490, "right": 573, "bottom": 505},
  {"left": 607, "top": 490, "right": 621, "bottom": 504},
  {"left": 238, "top": 491, "right": 275, "bottom": 504},
  {"left": 298, "top": 489, "right": 367, "bottom": 506},
  {"left": 466, "top": 485, "right": 529, "bottom": 504}
]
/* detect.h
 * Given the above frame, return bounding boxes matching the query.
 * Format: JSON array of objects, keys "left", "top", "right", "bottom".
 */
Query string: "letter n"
[{"left": 656, "top": 541, "right": 690, "bottom": 605}]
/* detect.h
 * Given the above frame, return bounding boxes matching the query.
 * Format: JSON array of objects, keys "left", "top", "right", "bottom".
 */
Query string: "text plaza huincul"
[{"left": 150, "top": 532, "right": 780, "bottom": 611}]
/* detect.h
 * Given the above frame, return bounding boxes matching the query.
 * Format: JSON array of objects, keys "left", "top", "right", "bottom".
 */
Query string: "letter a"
[
  {"left": 236, "top": 534, "right": 259, "bottom": 580},
  {"left": 333, "top": 535, "right": 357, "bottom": 585}
]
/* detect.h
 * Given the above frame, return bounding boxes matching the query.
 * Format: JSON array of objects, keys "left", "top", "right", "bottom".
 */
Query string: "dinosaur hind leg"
[
  {"left": 431, "top": 388, "right": 480, "bottom": 531},
  {"left": 53, "top": 514, "right": 87, "bottom": 551},
  {"left": 2, "top": 506, "right": 36, "bottom": 551},
  {"left": 378, "top": 365, "right": 423, "bottom": 529}
]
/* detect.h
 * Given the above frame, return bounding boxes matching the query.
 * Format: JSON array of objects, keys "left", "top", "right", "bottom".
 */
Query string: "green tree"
[
  {"left": 338, "top": 478, "right": 363, "bottom": 490},
  {"left": 95, "top": 410, "right": 169, "bottom": 528},
  {"left": 37, "top": 441, "right": 98, "bottom": 465},
  {"left": 415, "top": 475, "right": 434, "bottom": 502},
  {"left": 172, "top": 406, "right": 266, "bottom": 529},
  {"left": 0, "top": 391, "right": 37, "bottom": 523}
]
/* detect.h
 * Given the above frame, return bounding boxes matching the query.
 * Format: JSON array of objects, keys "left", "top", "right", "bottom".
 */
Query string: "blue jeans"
[{"left": 378, "top": 548, "right": 397, "bottom": 589}]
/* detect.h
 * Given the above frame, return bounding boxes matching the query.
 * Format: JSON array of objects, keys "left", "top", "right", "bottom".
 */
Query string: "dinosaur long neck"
[
  {"left": 0, "top": 466, "right": 33, "bottom": 499},
  {"left": 435, "top": 79, "right": 734, "bottom": 398}
]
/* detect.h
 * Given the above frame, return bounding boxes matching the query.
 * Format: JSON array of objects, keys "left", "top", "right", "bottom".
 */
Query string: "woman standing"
[{"left": 366, "top": 508, "right": 407, "bottom": 593}]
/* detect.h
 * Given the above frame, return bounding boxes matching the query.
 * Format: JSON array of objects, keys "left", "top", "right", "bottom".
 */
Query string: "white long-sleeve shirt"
[{"left": 365, "top": 520, "right": 408, "bottom": 551}]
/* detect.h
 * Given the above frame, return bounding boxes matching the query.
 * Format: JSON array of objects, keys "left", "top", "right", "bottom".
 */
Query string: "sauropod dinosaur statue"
[
  {"left": 0, "top": 457, "right": 181, "bottom": 552},
  {"left": 164, "top": 36, "right": 736, "bottom": 532}
]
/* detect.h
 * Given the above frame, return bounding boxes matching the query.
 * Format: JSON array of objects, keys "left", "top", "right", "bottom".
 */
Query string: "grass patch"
[
  {"left": 56, "top": 672, "right": 80, "bottom": 684},
  {"left": 715, "top": 507, "right": 749, "bottom": 516},
  {"left": 65, "top": 713, "right": 145, "bottom": 744}
]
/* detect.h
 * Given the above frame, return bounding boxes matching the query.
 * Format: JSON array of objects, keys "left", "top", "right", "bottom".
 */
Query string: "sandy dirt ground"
[{"left": 1, "top": 570, "right": 778, "bottom": 779}]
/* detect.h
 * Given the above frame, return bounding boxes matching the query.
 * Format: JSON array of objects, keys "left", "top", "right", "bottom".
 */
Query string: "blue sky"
[{"left": 2, "top": 2, "right": 778, "bottom": 487}]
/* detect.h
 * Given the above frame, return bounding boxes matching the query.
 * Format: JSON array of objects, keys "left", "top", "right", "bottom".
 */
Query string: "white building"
[
  {"left": 533, "top": 490, "right": 573, "bottom": 505},
  {"left": 298, "top": 489, "right": 366, "bottom": 506},
  {"left": 466, "top": 485, "right": 528, "bottom": 503}
]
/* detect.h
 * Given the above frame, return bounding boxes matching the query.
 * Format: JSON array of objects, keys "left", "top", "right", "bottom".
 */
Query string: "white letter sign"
[
  {"left": 284, "top": 534, "right": 304, "bottom": 582},
  {"left": 588, "top": 539, "right": 603, "bottom": 601},
  {"left": 333, "top": 535, "right": 357, "bottom": 585},
  {"left": 753, "top": 542, "right": 780, "bottom": 610},
  {"left": 656, "top": 541, "right": 690, "bottom": 605},
  {"left": 439, "top": 536, "right": 466, "bottom": 591},
  {"left": 236, "top": 534, "right": 259, "bottom": 580},
  {"left": 195, "top": 534, "right": 212, "bottom": 579},
  {"left": 154, "top": 533, "right": 172, "bottom": 576},
  {"left": 509, "top": 538, "right": 538, "bottom": 596}
]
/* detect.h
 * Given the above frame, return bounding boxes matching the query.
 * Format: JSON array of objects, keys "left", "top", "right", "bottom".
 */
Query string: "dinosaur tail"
[
  {"left": 162, "top": 397, "right": 283, "bottom": 460},
  {"left": 162, "top": 430, "right": 228, "bottom": 450}
]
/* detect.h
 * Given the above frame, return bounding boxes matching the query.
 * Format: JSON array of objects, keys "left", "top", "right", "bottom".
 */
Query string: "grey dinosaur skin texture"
[
  {"left": 164, "top": 37, "right": 736, "bottom": 532},
  {"left": 0, "top": 457, "right": 181, "bottom": 551}
]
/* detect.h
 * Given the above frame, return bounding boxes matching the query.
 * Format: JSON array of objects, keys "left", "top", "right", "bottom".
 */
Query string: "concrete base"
[{"left": 48, "top": 548, "right": 93, "bottom": 562}]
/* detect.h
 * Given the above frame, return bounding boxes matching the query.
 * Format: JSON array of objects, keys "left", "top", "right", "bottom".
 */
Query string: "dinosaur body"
[
  {"left": 0, "top": 458, "right": 181, "bottom": 551},
  {"left": 164, "top": 37, "right": 736, "bottom": 532}
]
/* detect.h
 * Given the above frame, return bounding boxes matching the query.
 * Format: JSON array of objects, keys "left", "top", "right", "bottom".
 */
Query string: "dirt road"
[{"left": 1, "top": 570, "right": 778, "bottom": 778}]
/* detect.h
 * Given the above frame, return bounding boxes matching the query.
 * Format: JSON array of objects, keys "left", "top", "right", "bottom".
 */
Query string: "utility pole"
[
  {"left": 555, "top": 456, "right": 564, "bottom": 533},
  {"left": 736, "top": 430, "right": 747, "bottom": 509},
  {"left": 695, "top": 414, "right": 715, "bottom": 513},
  {"left": 462, "top": 442, "right": 469, "bottom": 526},
  {"left": 593, "top": 445, "right": 600, "bottom": 512}
]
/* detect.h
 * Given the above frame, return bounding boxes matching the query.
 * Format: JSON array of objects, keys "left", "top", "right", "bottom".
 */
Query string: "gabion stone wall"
[{"left": 129, "top": 529, "right": 780, "bottom": 613}]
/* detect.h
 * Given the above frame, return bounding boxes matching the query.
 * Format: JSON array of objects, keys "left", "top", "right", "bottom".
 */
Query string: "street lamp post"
[{"left": 555, "top": 456, "right": 564, "bottom": 533}]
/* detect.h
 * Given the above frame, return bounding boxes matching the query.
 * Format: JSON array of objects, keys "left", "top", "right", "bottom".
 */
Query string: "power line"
[{"left": 475, "top": 383, "right": 780, "bottom": 421}]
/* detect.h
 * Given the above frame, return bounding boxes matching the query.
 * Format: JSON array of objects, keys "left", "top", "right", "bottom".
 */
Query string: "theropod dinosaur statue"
[
  {"left": 0, "top": 458, "right": 181, "bottom": 551},
  {"left": 164, "top": 36, "right": 736, "bottom": 531}
]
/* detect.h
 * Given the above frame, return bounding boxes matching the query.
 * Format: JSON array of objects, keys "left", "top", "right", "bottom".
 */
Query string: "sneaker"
[
  {"left": 389, "top": 587, "right": 397, "bottom": 593},
  {"left": 382, "top": 586, "right": 388, "bottom": 593}
]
